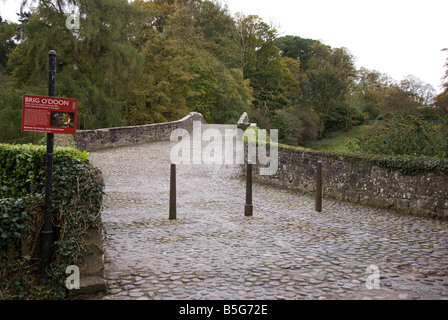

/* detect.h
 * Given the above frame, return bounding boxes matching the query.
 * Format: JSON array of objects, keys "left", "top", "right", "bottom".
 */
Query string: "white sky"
[
  {"left": 1, "top": 0, "right": 447, "bottom": 93},
  {"left": 223, "top": 0, "right": 447, "bottom": 93}
]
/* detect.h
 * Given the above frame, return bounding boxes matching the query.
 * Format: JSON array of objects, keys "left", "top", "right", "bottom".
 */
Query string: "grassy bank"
[{"left": 304, "top": 125, "right": 372, "bottom": 153}]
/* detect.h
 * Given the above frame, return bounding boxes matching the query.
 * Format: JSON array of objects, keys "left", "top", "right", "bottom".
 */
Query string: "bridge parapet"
[
  {"left": 74, "top": 112, "right": 205, "bottom": 151},
  {"left": 237, "top": 112, "right": 250, "bottom": 131}
]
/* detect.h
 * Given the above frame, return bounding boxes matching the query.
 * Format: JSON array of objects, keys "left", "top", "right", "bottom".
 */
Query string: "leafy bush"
[
  {"left": 273, "top": 107, "right": 321, "bottom": 146},
  {"left": 368, "top": 154, "right": 448, "bottom": 176},
  {"left": 361, "top": 102, "right": 381, "bottom": 120},
  {"left": 348, "top": 114, "right": 448, "bottom": 159},
  {"left": 0, "top": 196, "right": 42, "bottom": 257},
  {"left": 0, "top": 144, "right": 104, "bottom": 299}
]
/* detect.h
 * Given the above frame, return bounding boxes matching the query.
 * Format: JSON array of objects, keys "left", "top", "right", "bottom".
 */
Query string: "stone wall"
[
  {"left": 69, "top": 224, "right": 107, "bottom": 299},
  {"left": 74, "top": 112, "right": 206, "bottom": 151},
  {"left": 251, "top": 147, "right": 448, "bottom": 220}
]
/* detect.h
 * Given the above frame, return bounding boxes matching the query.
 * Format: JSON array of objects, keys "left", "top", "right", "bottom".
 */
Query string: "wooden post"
[
  {"left": 169, "top": 164, "right": 177, "bottom": 220},
  {"left": 245, "top": 161, "right": 253, "bottom": 217},
  {"left": 316, "top": 161, "right": 322, "bottom": 212}
]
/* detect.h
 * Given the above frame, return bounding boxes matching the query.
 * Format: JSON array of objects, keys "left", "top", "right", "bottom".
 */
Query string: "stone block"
[{"left": 69, "top": 276, "right": 108, "bottom": 299}]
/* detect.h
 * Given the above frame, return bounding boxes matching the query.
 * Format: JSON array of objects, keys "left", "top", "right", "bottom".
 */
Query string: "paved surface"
[{"left": 88, "top": 124, "right": 448, "bottom": 300}]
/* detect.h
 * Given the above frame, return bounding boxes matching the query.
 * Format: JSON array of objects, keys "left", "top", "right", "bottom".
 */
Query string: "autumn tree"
[
  {"left": 297, "top": 41, "right": 363, "bottom": 135},
  {"left": 276, "top": 35, "right": 315, "bottom": 71},
  {"left": 435, "top": 49, "right": 448, "bottom": 116},
  {"left": 126, "top": 0, "right": 252, "bottom": 124},
  {"left": 400, "top": 75, "right": 436, "bottom": 106},
  {"left": 4, "top": 0, "right": 146, "bottom": 134}
]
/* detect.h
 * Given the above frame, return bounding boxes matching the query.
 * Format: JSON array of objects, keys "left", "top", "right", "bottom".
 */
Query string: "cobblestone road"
[{"left": 88, "top": 125, "right": 448, "bottom": 300}]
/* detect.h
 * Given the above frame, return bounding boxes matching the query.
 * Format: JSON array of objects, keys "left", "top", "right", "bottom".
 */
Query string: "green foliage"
[
  {"left": 213, "top": 67, "right": 253, "bottom": 124},
  {"left": 435, "top": 49, "right": 448, "bottom": 117},
  {"left": 5, "top": 0, "right": 141, "bottom": 131},
  {"left": 0, "top": 144, "right": 103, "bottom": 299},
  {"left": 354, "top": 68, "right": 437, "bottom": 120},
  {"left": 276, "top": 35, "right": 315, "bottom": 70},
  {"left": 236, "top": 15, "right": 302, "bottom": 112},
  {"left": 361, "top": 102, "right": 381, "bottom": 120},
  {"left": 0, "top": 196, "right": 39, "bottom": 256},
  {"left": 306, "top": 125, "right": 372, "bottom": 153},
  {"left": 272, "top": 107, "right": 320, "bottom": 146},
  {"left": 348, "top": 114, "right": 448, "bottom": 159},
  {"left": 364, "top": 154, "right": 448, "bottom": 176},
  {"left": 0, "top": 87, "right": 47, "bottom": 144},
  {"left": 275, "top": 36, "right": 365, "bottom": 140},
  {"left": 0, "top": 0, "right": 440, "bottom": 151},
  {"left": 125, "top": 2, "right": 253, "bottom": 125}
]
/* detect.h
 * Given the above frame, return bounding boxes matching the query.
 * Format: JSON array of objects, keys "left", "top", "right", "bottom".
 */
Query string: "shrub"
[
  {"left": 348, "top": 114, "right": 448, "bottom": 159},
  {"left": 361, "top": 102, "right": 381, "bottom": 120},
  {"left": 0, "top": 144, "right": 104, "bottom": 299}
]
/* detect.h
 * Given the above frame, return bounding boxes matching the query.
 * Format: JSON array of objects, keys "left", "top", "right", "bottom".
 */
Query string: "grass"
[
  {"left": 244, "top": 125, "right": 373, "bottom": 153},
  {"left": 304, "top": 125, "right": 372, "bottom": 153},
  {"left": 244, "top": 126, "right": 308, "bottom": 151}
]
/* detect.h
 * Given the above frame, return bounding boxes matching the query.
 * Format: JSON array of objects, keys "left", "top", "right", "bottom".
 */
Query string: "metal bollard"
[
  {"left": 315, "top": 161, "right": 322, "bottom": 212},
  {"left": 245, "top": 161, "right": 253, "bottom": 217},
  {"left": 39, "top": 50, "right": 57, "bottom": 284},
  {"left": 169, "top": 164, "right": 177, "bottom": 220}
]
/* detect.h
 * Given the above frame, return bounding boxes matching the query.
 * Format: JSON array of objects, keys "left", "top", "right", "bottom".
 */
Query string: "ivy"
[
  {"left": 321, "top": 151, "right": 448, "bottom": 176},
  {"left": 0, "top": 144, "right": 103, "bottom": 299},
  {"left": 366, "top": 154, "right": 448, "bottom": 176}
]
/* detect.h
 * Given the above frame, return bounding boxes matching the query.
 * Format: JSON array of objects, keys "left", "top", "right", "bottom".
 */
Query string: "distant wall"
[
  {"left": 74, "top": 112, "right": 205, "bottom": 151},
  {"left": 251, "top": 147, "right": 448, "bottom": 220}
]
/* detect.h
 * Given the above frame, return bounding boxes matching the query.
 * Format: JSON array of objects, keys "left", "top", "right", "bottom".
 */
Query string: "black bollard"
[
  {"left": 315, "top": 161, "right": 322, "bottom": 212},
  {"left": 169, "top": 164, "right": 177, "bottom": 220},
  {"left": 245, "top": 161, "right": 253, "bottom": 217}
]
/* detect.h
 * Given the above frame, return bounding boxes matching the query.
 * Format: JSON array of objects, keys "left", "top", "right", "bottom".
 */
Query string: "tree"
[
  {"left": 126, "top": 1, "right": 253, "bottom": 125},
  {"left": 435, "top": 49, "right": 448, "bottom": 116},
  {"left": 300, "top": 41, "right": 360, "bottom": 134},
  {"left": 400, "top": 75, "right": 436, "bottom": 106},
  {"left": 0, "top": 16, "right": 17, "bottom": 95},
  {"left": 0, "top": 16, "right": 16, "bottom": 72},
  {"left": 276, "top": 35, "right": 316, "bottom": 71},
  {"left": 234, "top": 15, "right": 301, "bottom": 112},
  {"left": 5, "top": 0, "right": 147, "bottom": 131},
  {"left": 213, "top": 67, "right": 253, "bottom": 124},
  {"left": 382, "top": 85, "right": 423, "bottom": 117}
]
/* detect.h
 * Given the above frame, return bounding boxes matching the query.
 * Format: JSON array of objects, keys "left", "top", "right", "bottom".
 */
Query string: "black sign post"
[{"left": 39, "top": 50, "right": 56, "bottom": 284}]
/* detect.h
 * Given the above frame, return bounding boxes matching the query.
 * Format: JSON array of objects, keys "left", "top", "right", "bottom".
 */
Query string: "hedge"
[{"left": 0, "top": 144, "right": 104, "bottom": 299}]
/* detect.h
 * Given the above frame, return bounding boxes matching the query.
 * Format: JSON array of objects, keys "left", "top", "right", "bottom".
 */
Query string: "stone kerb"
[
  {"left": 74, "top": 112, "right": 205, "bottom": 151},
  {"left": 251, "top": 147, "right": 448, "bottom": 220}
]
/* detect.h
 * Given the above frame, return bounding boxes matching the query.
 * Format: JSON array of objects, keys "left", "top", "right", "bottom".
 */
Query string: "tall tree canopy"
[
  {"left": 435, "top": 49, "right": 448, "bottom": 116},
  {"left": 0, "top": 0, "right": 440, "bottom": 146}
]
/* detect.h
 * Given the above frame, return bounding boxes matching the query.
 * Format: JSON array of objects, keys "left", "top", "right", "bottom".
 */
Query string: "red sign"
[{"left": 22, "top": 95, "right": 78, "bottom": 135}]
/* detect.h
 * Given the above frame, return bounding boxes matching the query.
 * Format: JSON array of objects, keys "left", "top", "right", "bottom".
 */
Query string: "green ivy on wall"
[{"left": 0, "top": 144, "right": 104, "bottom": 299}]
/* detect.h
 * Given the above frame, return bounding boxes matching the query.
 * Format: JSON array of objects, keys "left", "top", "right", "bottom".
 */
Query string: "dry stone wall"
[
  {"left": 252, "top": 147, "right": 448, "bottom": 220},
  {"left": 74, "top": 112, "right": 205, "bottom": 151}
]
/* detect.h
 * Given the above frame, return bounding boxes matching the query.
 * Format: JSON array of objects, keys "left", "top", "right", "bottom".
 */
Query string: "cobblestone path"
[{"left": 88, "top": 124, "right": 448, "bottom": 300}]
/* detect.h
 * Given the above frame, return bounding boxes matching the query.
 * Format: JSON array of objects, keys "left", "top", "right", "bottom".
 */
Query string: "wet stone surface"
[{"left": 88, "top": 125, "right": 448, "bottom": 300}]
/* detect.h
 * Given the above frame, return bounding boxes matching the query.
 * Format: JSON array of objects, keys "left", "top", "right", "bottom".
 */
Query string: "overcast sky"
[
  {"left": 1, "top": 0, "right": 447, "bottom": 93},
  {"left": 223, "top": 0, "right": 447, "bottom": 93}
]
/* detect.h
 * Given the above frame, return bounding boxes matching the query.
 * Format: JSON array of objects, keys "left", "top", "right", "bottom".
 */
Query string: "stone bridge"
[{"left": 82, "top": 120, "right": 448, "bottom": 300}]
